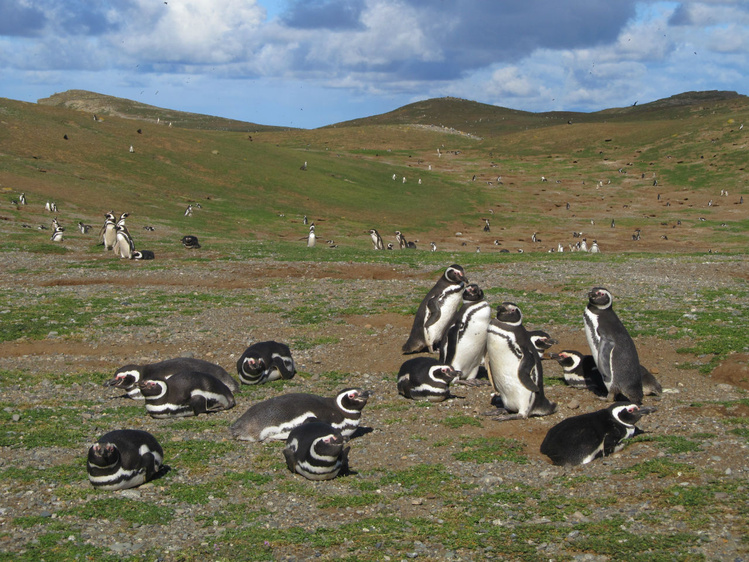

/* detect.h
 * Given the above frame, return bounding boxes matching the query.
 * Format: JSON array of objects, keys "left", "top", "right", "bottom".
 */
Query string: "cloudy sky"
[{"left": 1, "top": 0, "right": 747, "bottom": 128}]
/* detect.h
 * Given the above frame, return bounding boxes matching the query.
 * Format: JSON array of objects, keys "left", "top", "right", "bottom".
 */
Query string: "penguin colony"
[{"left": 70, "top": 260, "right": 663, "bottom": 492}]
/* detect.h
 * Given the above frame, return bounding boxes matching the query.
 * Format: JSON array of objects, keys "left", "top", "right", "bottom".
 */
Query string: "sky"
[{"left": 0, "top": 0, "right": 748, "bottom": 129}]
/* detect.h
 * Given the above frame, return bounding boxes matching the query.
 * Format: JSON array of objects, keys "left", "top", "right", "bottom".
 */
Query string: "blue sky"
[{"left": 1, "top": 0, "right": 747, "bottom": 128}]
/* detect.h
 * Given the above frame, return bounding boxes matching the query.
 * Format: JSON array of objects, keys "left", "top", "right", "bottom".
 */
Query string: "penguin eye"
[{"left": 627, "top": 405, "right": 638, "bottom": 413}]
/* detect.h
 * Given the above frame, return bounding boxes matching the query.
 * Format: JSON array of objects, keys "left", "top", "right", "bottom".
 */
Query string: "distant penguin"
[
  {"left": 50, "top": 225, "right": 65, "bottom": 242},
  {"left": 99, "top": 212, "right": 117, "bottom": 250},
  {"left": 584, "top": 287, "right": 643, "bottom": 404},
  {"left": 184, "top": 204, "right": 193, "bottom": 217},
  {"left": 230, "top": 388, "right": 370, "bottom": 442},
  {"left": 236, "top": 341, "right": 296, "bottom": 385},
  {"left": 78, "top": 222, "right": 92, "bottom": 234},
  {"left": 386, "top": 243, "right": 394, "bottom": 250},
  {"left": 406, "top": 241, "right": 417, "bottom": 249},
  {"left": 540, "top": 402, "right": 656, "bottom": 466},
  {"left": 138, "top": 371, "right": 235, "bottom": 418},
  {"left": 590, "top": 240, "right": 600, "bottom": 253},
  {"left": 113, "top": 224, "right": 134, "bottom": 259},
  {"left": 402, "top": 264, "right": 467, "bottom": 354},
  {"left": 439, "top": 283, "right": 491, "bottom": 380},
  {"left": 303, "top": 215, "right": 308, "bottom": 225},
  {"left": 19, "top": 193, "right": 27, "bottom": 205},
  {"left": 181, "top": 235, "right": 201, "bottom": 249},
  {"left": 283, "top": 422, "right": 349, "bottom": 480},
  {"left": 397, "top": 357, "right": 461, "bottom": 402},
  {"left": 484, "top": 302, "right": 557, "bottom": 421},
  {"left": 307, "top": 224, "right": 316, "bottom": 248},
  {"left": 483, "top": 218, "right": 490, "bottom": 232},
  {"left": 395, "top": 231, "right": 407, "bottom": 249},
  {"left": 105, "top": 357, "right": 240, "bottom": 399},
  {"left": 87, "top": 430, "right": 163, "bottom": 490},
  {"left": 368, "top": 229, "right": 384, "bottom": 250},
  {"left": 132, "top": 250, "right": 155, "bottom": 260},
  {"left": 430, "top": 242, "right": 437, "bottom": 252}
]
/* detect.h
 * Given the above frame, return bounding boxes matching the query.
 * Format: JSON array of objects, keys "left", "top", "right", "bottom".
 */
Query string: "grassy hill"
[{"left": 1, "top": 90, "right": 747, "bottom": 258}]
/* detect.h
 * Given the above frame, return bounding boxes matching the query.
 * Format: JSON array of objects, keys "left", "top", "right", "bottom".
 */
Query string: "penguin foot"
[
  {"left": 488, "top": 412, "right": 527, "bottom": 422},
  {"left": 456, "top": 379, "right": 489, "bottom": 387},
  {"left": 481, "top": 407, "right": 509, "bottom": 417}
]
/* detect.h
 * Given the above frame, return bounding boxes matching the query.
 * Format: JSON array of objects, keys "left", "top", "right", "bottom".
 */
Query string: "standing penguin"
[
  {"left": 113, "top": 223, "right": 135, "bottom": 259},
  {"left": 236, "top": 341, "right": 296, "bottom": 385},
  {"left": 230, "top": 388, "right": 370, "bottom": 442},
  {"left": 307, "top": 224, "right": 316, "bottom": 247},
  {"left": 138, "top": 371, "right": 235, "bottom": 418},
  {"left": 397, "top": 357, "right": 461, "bottom": 402},
  {"left": 87, "top": 429, "right": 164, "bottom": 490},
  {"left": 99, "top": 212, "right": 117, "bottom": 250},
  {"left": 439, "top": 283, "right": 491, "bottom": 381},
  {"left": 402, "top": 264, "right": 467, "bottom": 354},
  {"left": 368, "top": 229, "right": 384, "bottom": 250},
  {"left": 584, "top": 287, "right": 643, "bottom": 404},
  {"left": 540, "top": 402, "right": 656, "bottom": 466},
  {"left": 283, "top": 421, "right": 349, "bottom": 480},
  {"left": 484, "top": 302, "right": 557, "bottom": 421},
  {"left": 395, "top": 231, "right": 407, "bottom": 249},
  {"left": 105, "top": 357, "right": 240, "bottom": 399},
  {"left": 50, "top": 225, "right": 65, "bottom": 242}
]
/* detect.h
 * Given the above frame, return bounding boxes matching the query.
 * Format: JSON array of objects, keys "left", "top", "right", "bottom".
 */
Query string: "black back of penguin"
[
  {"left": 540, "top": 402, "right": 656, "bottom": 466},
  {"left": 283, "top": 421, "right": 349, "bottom": 480},
  {"left": 402, "top": 264, "right": 467, "bottom": 354},
  {"left": 584, "top": 287, "right": 643, "bottom": 404},
  {"left": 397, "top": 357, "right": 460, "bottom": 402},
  {"left": 230, "top": 388, "right": 370, "bottom": 442},
  {"left": 236, "top": 341, "right": 296, "bottom": 385},
  {"left": 139, "top": 371, "right": 235, "bottom": 418},
  {"left": 87, "top": 429, "right": 163, "bottom": 490}
]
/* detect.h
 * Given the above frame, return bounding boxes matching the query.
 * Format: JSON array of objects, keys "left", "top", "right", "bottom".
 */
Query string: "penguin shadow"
[
  {"left": 349, "top": 426, "right": 374, "bottom": 440},
  {"left": 152, "top": 464, "right": 172, "bottom": 483}
]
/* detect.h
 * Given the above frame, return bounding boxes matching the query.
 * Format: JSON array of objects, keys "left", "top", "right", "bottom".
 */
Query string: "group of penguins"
[
  {"left": 87, "top": 263, "right": 662, "bottom": 491},
  {"left": 98, "top": 211, "right": 155, "bottom": 260}
]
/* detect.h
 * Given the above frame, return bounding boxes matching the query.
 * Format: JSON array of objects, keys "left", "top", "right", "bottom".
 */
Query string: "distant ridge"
[{"left": 37, "top": 89, "right": 286, "bottom": 132}]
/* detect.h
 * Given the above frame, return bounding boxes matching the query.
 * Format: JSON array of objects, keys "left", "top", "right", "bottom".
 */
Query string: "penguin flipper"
[
  {"left": 423, "top": 296, "right": 443, "bottom": 330},
  {"left": 272, "top": 356, "right": 296, "bottom": 380},
  {"left": 282, "top": 448, "right": 298, "bottom": 473},
  {"left": 517, "top": 354, "right": 540, "bottom": 393},
  {"left": 440, "top": 322, "right": 460, "bottom": 364},
  {"left": 596, "top": 337, "right": 616, "bottom": 387}
]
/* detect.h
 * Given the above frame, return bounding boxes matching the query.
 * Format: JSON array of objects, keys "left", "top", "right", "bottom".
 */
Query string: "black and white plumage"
[
  {"left": 236, "top": 341, "right": 296, "bottom": 385},
  {"left": 19, "top": 193, "right": 27, "bottom": 205},
  {"left": 439, "top": 283, "right": 491, "bottom": 380},
  {"left": 78, "top": 222, "right": 92, "bottom": 234},
  {"left": 368, "top": 229, "right": 384, "bottom": 250},
  {"left": 402, "top": 264, "right": 467, "bottom": 354},
  {"left": 397, "top": 357, "right": 460, "bottom": 402},
  {"left": 307, "top": 224, "right": 316, "bottom": 248},
  {"left": 133, "top": 250, "right": 155, "bottom": 260},
  {"left": 283, "top": 422, "right": 349, "bottom": 480},
  {"left": 87, "top": 430, "right": 164, "bottom": 490},
  {"left": 181, "top": 235, "right": 201, "bottom": 249},
  {"left": 50, "top": 225, "right": 65, "bottom": 242},
  {"left": 230, "top": 388, "right": 370, "bottom": 442},
  {"left": 484, "top": 302, "right": 557, "bottom": 421},
  {"left": 395, "top": 231, "right": 406, "bottom": 249},
  {"left": 540, "top": 402, "right": 656, "bottom": 466},
  {"left": 551, "top": 349, "right": 662, "bottom": 397},
  {"left": 113, "top": 223, "right": 134, "bottom": 259},
  {"left": 528, "top": 330, "right": 558, "bottom": 359},
  {"left": 104, "top": 357, "right": 240, "bottom": 399},
  {"left": 138, "top": 371, "right": 235, "bottom": 418},
  {"left": 99, "top": 212, "right": 117, "bottom": 250},
  {"left": 584, "top": 287, "right": 643, "bottom": 404}
]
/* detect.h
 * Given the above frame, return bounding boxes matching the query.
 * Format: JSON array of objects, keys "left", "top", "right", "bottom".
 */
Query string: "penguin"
[
  {"left": 230, "top": 388, "right": 370, "bottom": 442},
  {"left": 138, "top": 371, "right": 235, "bottom": 418},
  {"left": 105, "top": 357, "right": 240, "bottom": 399},
  {"left": 397, "top": 357, "right": 460, "bottom": 402},
  {"left": 551, "top": 350, "right": 661, "bottom": 397},
  {"left": 307, "top": 224, "right": 316, "bottom": 248},
  {"left": 181, "top": 235, "right": 201, "bottom": 249},
  {"left": 402, "top": 264, "right": 467, "bottom": 354},
  {"left": 368, "top": 229, "right": 384, "bottom": 250},
  {"left": 584, "top": 287, "right": 643, "bottom": 404},
  {"left": 283, "top": 421, "right": 349, "bottom": 480},
  {"left": 19, "top": 193, "right": 26, "bottom": 205},
  {"left": 484, "top": 302, "right": 557, "bottom": 421},
  {"left": 430, "top": 242, "right": 437, "bottom": 252},
  {"left": 113, "top": 223, "right": 134, "bottom": 259},
  {"left": 406, "top": 241, "right": 417, "bottom": 249},
  {"left": 386, "top": 243, "right": 394, "bottom": 250},
  {"left": 184, "top": 204, "right": 193, "bottom": 217},
  {"left": 50, "top": 225, "right": 65, "bottom": 242},
  {"left": 589, "top": 240, "right": 600, "bottom": 253},
  {"left": 527, "top": 330, "right": 558, "bottom": 359},
  {"left": 236, "top": 341, "right": 296, "bottom": 385},
  {"left": 87, "top": 429, "right": 164, "bottom": 490},
  {"left": 540, "top": 402, "right": 656, "bottom": 466},
  {"left": 132, "top": 250, "right": 155, "bottom": 260},
  {"left": 483, "top": 218, "right": 490, "bottom": 232},
  {"left": 395, "top": 231, "right": 407, "bottom": 249},
  {"left": 78, "top": 222, "right": 92, "bottom": 234},
  {"left": 100, "top": 212, "right": 117, "bottom": 250},
  {"left": 439, "top": 283, "right": 491, "bottom": 381}
]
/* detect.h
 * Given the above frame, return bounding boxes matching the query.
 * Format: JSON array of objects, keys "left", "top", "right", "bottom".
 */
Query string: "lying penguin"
[
  {"left": 87, "top": 429, "right": 164, "bottom": 490},
  {"left": 283, "top": 421, "right": 349, "bottom": 480},
  {"left": 397, "top": 357, "right": 461, "bottom": 402},
  {"left": 540, "top": 402, "right": 656, "bottom": 466},
  {"left": 236, "top": 340, "right": 296, "bottom": 385},
  {"left": 138, "top": 371, "right": 235, "bottom": 418}
]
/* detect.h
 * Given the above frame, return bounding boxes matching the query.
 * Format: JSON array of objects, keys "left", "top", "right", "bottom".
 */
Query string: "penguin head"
[
  {"left": 496, "top": 302, "right": 522, "bottom": 325},
  {"left": 610, "top": 402, "right": 657, "bottom": 426},
  {"left": 311, "top": 427, "right": 345, "bottom": 457},
  {"left": 529, "top": 331, "right": 557, "bottom": 354},
  {"left": 462, "top": 283, "right": 484, "bottom": 302},
  {"left": 336, "top": 388, "right": 370, "bottom": 413},
  {"left": 429, "top": 365, "right": 461, "bottom": 385},
  {"left": 550, "top": 350, "right": 583, "bottom": 371},
  {"left": 106, "top": 367, "right": 141, "bottom": 388},
  {"left": 239, "top": 355, "right": 266, "bottom": 376},
  {"left": 588, "top": 287, "right": 613, "bottom": 309},
  {"left": 137, "top": 380, "right": 168, "bottom": 400},
  {"left": 445, "top": 264, "right": 466, "bottom": 284},
  {"left": 88, "top": 442, "right": 120, "bottom": 468}
]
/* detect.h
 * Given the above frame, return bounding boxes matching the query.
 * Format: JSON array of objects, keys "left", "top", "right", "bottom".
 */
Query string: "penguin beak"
[{"left": 637, "top": 406, "right": 658, "bottom": 416}]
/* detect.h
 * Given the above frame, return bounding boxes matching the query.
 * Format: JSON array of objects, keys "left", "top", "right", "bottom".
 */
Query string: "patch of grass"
[
  {"left": 317, "top": 492, "right": 381, "bottom": 509},
  {"left": 293, "top": 335, "right": 340, "bottom": 350},
  {"left": 166, "top": 482, "right": 227, "bottom": 504},
  {"left": 452, "top": 437, "right": 528, "bottom": 464},
  {"left": 615, "top": 458, "right": 697, "bottom": 479},
  {"left": 162, "top": 439, "right": 235, "bottom": 473},
  {"left": 441, "top": 414, "right": 482, "bottom": 428},
  {"left": 379, "top": 463, "right": 456, "bottom": 498},
  {"left": 0, "top": 462, "right": 82, "bottom": 485},
  {"left": 632, "top": 434, "right": 702, "bottom": 454},
  {"left": 66, "top": 497, "right": 174, "bottom": 525},
  {"left": 0, "top": 406, "right": 91, "bottom": 448}
]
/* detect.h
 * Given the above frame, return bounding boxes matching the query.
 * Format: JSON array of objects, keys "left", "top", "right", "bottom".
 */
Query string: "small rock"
[{"left": 567, "top": 399, "right": 580, "bottom": 410}]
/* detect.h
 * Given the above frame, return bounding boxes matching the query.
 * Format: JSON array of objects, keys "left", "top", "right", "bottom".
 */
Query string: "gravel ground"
[{"left": 1, "top": 249, "right": 748, "bottom": 560}]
